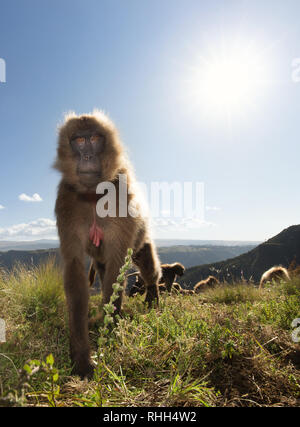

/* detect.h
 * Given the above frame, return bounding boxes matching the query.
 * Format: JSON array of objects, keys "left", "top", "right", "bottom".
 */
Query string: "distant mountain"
[
  {"left": 0, "top": 244, "right": 256, "bottom": 272},
  {"left": 155, "top": 239, "right": 261, "bottom": 247},
  {"left": 0, "top": 249, "right": 59, "bottom": 271},
  {"left": 180, "top": 225, "right": 300, "bottom": 288},
  {"left": 157, "top": 245, "right": 256, "bottom": 268},
  {"left": 0, "top": 240, "right": 59, "bottom": 252},
  {"left": 0, "top": 238, "right": 260, "bottom": 252}
]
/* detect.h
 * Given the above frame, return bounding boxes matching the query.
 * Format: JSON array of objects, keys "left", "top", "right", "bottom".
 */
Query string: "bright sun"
[{"left": 184, "top": 38, "right": 270, "bottom": 120}]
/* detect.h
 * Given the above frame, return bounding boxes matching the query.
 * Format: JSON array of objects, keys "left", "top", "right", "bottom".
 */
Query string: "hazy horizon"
[{"left": 0, "top": 237, "right": 262, "bottom": 243}]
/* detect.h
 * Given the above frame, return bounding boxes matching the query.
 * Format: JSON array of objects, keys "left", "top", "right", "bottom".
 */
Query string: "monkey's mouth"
[
  {"left": 78, "top": 171, "right": 102, "bottom": 186},
  {"left": 79, "top": 171, "right": 100, "bottom": 176}
]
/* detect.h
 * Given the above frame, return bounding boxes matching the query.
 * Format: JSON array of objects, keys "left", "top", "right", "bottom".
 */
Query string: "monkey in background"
[
  {"left": 194, "top": 275, "right": 220, "bottom": 293},
  {"left": 124, "top": 262, "right": 185, "bottom": 296},
  {"left": 127, "top": 274, "right": 147, "bottom": 297},
  {"left": 54, "top": 110, "right": 161, "bottom": 379},
  {"left": 159, "top": 262, "right": 185, "bottom": 292},
  {"left": 259, "top": 266, "right": 290, "bottom": 289},
  {"left": 159, "top": 282, "right": 194, "bottom": 295}
]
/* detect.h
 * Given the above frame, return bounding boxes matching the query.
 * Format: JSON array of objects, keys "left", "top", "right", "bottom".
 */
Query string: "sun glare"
[{"left": 184, "top": 38, "right": 271, "bottom": 120}]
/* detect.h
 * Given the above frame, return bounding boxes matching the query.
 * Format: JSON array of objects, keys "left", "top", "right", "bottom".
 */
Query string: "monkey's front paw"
[
  {"left": 71, "top": 360, "right": 95, "bottom": 380},
  {"left": 144, "top": 287, "right": 159, "bottom": 308}
]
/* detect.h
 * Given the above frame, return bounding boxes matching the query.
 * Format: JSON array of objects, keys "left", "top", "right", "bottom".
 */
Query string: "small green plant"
[
  {"left": 93, "top": 248, "right": 133, "bottom": 406},
  {"left": 23, "top": 354, "right": 60, "bottom": 407},
  {"left": 221, "top": 339, "right": 237, "bottom": 360},
  {"left": 97, "top": 248, "right": 133, "bottom": 350},
  {"left": 168, "top": 373, "right": 216, "bottom": 407}
]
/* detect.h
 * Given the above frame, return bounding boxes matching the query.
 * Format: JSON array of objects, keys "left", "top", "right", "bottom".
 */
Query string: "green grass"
[{"left": 0, "top": 261, "right": 299, "bottom": 407}]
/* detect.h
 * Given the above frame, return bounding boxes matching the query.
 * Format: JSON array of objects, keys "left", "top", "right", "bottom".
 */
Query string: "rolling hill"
[
  {"left": 156, "top": 244, "right": 256, "bottom": 268},
  {"left": 0, "top": 244, "right": 256, "bottom": 271},
  {"left": 180, "top": 225, "right": 300, "bottom": 288},
  {"left": 0, "top": 249, "right": 59, "bottom": 271}
]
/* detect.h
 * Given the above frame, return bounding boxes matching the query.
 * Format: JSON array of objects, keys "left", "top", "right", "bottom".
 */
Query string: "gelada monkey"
[{"left": 54, "top": 110, "right": 160, "bottom": 378}]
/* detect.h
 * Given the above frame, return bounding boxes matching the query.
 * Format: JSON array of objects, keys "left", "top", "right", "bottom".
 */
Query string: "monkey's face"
[
  {"left": 70, "top": 129, "right": 105, "bottom": 187},
  {"left": 55, "top": 112, "right": 122, "bottom": 192}
]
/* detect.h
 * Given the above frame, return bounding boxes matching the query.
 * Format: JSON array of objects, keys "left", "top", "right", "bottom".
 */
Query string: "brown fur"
[
  {"left": 159, "top": 262, "right": 185, "bottom": 292},
  {"left": 127, "top": 262, "right": 185, "bottom": 296},
  {"left": 173, "top": 282, "right": 194, "bottom": 295},
  {"left": 172, "top": 282, "right": 181, "bottom": 292},
  {"left": 128, "top": 273, "right": 146, "bottom": 297},
  {"left": 54, "top": 110, "right": 161, "bottom": 379},
  {"left": 259, "top": 266, "right": 290, "bottom": 289},
  {"left": 159, "top": 282, "right": 194, "bottom": 295},
  {"left": 158, "top": 283, "right": 167, "bottom": 293},
  {"left": 194, "top": 275, "right": 220, "bottom": 293}
]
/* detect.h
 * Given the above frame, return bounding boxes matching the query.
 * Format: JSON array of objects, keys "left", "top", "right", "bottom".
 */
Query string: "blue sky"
[{"left": 0, "top": 0, "right": 300, "bottom": 242}]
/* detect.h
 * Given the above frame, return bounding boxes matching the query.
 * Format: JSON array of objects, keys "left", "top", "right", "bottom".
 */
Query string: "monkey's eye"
[
  {"left": 90, "top": 134, "right": 102, "bottom": 144},
  {"left": 75, "top": 137, "right": 86, "bottom": 147}
]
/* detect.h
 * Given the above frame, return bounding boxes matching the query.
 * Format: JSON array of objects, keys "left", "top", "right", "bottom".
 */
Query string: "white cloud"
[
  {"left": 19, "top": 193, "right": 43, "bottom": 203},
  {"left": 0, "top": 218, "right": 57, "bottom": 240},
  {"left": 0, "top": 205, "right": 5, "bottom": 210}
]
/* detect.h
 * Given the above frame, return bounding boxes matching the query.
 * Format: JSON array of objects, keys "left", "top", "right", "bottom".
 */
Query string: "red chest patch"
[
  {"left": 80, "top": 193, "right": 104, "bottom": 248},
  {"left": 89, "top": 219, "right": 104, "bottom": 248}
]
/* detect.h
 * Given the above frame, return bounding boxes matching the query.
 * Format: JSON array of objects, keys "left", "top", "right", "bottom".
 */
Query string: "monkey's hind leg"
[
  {"left": 63, "top": 257, "right": 94, "bottom": 379},
  {"left": 133, "top": 242, "right": 160, "bottom": 307}
]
